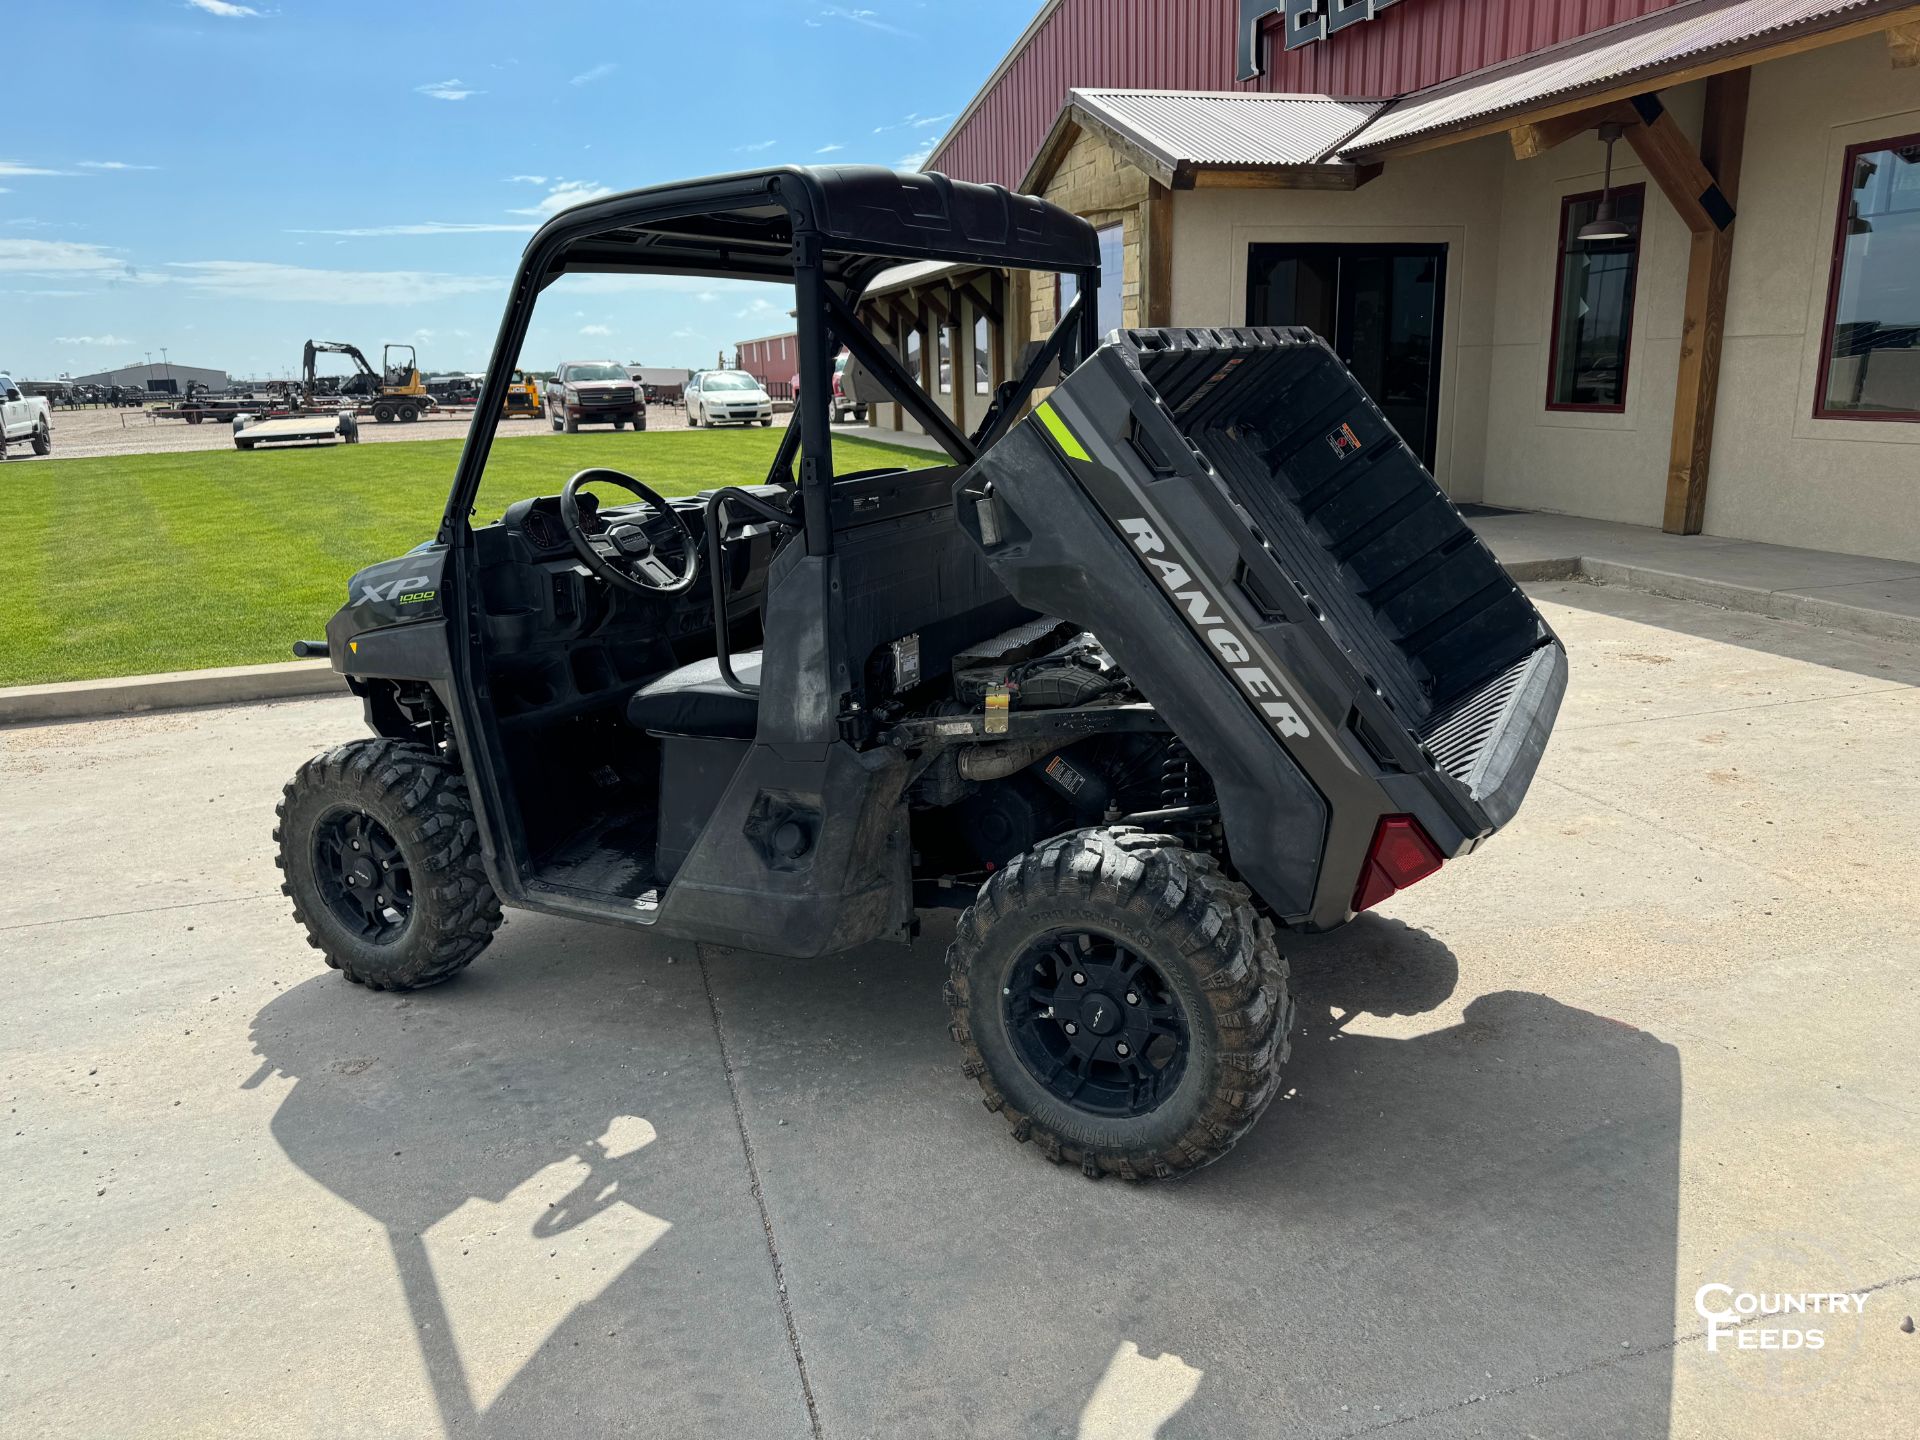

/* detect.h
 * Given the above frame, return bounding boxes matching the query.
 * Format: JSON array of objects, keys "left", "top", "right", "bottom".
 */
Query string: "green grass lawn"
[{"left": 0, "top": 429, "right": 937, "bottom": 687}]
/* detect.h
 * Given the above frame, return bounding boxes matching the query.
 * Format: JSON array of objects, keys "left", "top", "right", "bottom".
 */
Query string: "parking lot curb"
[{"left": 0, "top": 660, "right": 346, "bottom": 726}]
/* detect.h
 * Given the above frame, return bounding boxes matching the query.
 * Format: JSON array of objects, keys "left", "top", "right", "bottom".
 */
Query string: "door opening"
[{"left": 1246, "top": 243, "right": 1447, "bottom": 470}]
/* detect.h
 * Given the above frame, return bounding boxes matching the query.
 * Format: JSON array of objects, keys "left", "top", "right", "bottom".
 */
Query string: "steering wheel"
[{"left": 560, "top": 468, "right": 701, "bottom": 596}]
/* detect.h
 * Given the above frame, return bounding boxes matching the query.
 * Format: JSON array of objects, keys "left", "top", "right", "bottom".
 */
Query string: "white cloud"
[
  {"left": 78, "top": 161, "right": 159, "bottom": 171},
  {"left": 579, "top": 323, "right": 611, "bottom": 336},
  {"left": 416, "top": 78, "right": 482, "bottom": 102},
  {"left": 55, "top": 334, "right": 134, "bottom": 346},
  {"left": 507, "top": 179, "right": 615, "bottom": 217},
  {"left": 187, "top": 0, "right": 260, "bottom": 16},
  {"left": 0, "top": 239, "right": 130, "bottom": 274},
  {"left": 896, "top": 148, "right": 932, "bottom": 169},
  {"left": 288, "top": 221, "right": 536, "bottom": 237},
  {"left": 570, "top": 63, "right": 616, "bottom": 87},
  {"left": 815, "top": 143, "right": 845, "bottom": 154},
  {"left": 507, "top": 174, "right": 548, "bottom": 185},
  {"left": 735, "top": 297, "right": 779, "bottom": 320},
  {"left": 815, "top": 6, "right": 912, "bottom": 37},
  {"left": 873, "top": 112, "right": 952, "bottom": 135},
  {"left": 735, "top": 140, "right": 778, "bottom": 154},
  {"left": 164, "top": 260, "right": 500, "bottom": 305},
  {"left": 0, "top": 161, "right": 73, "bottom": 178}
]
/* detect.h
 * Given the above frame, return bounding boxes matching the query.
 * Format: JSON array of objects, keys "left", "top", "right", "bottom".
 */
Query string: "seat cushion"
[{"left": 626, "top": 651, "right": 761, "bottom": 738}]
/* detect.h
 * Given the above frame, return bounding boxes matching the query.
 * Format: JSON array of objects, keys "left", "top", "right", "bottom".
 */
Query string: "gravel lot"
[
  {"left": 11, "top": 402, "right": 755, "bottom": 461},
  {"left": 3, "top": 582, "right": 1916, "bottom": 1438}
]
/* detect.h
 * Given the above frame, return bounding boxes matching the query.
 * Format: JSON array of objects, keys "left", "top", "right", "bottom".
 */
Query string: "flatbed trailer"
[{"left": 233, "top": 409, "right": 361, "bottom": 450}]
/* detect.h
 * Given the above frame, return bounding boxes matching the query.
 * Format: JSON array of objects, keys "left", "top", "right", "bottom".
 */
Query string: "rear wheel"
[
  {"left": 398, "top": 403, "right": 419, "bottom": 423},
  {"left": 275, "top": 739, "right": 502, "bottom": 991},
  {"left": 945, "top": 827, "right": 1290, "bottom": 1179}
]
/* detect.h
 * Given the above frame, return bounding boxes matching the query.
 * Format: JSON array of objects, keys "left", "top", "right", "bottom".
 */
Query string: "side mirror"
[
  {"left": 4, "top": 389, "right": 21, "bottom": 402},
  {"left": 839, "top": 344, "right": 900, "bottom": 407},
  {"left": 1016, "top": 341, "right": 1062, "bottom": 389}
]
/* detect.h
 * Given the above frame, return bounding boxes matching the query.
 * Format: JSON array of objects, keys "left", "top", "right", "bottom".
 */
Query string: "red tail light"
[{"left": 1352, "top": 816, "right": 1445, "bottom": 913}]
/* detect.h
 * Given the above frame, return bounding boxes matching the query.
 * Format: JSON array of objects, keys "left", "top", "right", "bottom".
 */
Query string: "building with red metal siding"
[
  {"left": 931, "top": 0, "right": 1690, "bottom": 191},
  {"left": 904, "top": 0, "right": 1920, "bottom": 562},
  {"left": 735, "top": 332, "right": 799, "bottom": 395}
]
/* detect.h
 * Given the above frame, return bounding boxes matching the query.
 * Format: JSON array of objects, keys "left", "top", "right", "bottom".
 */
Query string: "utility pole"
[{"left": 160, "top": 348, "right": 173, "bottom": 386}]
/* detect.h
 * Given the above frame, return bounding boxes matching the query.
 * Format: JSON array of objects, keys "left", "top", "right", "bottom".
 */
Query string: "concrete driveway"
[{"left": 3, "top": 582, "right": 1916, "bottom": 1438}]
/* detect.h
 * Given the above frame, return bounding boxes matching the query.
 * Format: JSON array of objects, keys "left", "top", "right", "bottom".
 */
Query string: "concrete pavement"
[{"left": 3, "top": 583, "right": 1917, "bottom": 1437}]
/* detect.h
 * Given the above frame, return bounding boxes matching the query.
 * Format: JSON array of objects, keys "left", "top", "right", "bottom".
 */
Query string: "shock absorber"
[{"left": 1157, "top": 740, "right": 1219, "bottom": 853}]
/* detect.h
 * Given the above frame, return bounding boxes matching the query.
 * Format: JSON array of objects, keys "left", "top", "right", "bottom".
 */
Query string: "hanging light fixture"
[{"left": 1577, "top": 123, "right": 1634, "bottom": 244}]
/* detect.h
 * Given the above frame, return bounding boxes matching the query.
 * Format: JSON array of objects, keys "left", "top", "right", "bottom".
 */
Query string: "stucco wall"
[
  {"left": 1169, "top": 137, "right": 1509, "bottom": 500},
  {"left": 1705, "top": 34, "right": 1920, "bottom": 561},
  {"left": 1477, "top": 85, "right": 1704, "bottom": 525},
  {"left": 1169, "top": 34, "right": 1920, "bottom": 560}
]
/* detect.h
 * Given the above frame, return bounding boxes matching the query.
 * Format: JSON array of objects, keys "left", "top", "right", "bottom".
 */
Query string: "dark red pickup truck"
[{"left": 546, "top": 360, "right": 647, "bottom": 432}]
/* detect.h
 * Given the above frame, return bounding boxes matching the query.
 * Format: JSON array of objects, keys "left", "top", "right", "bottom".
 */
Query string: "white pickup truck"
[{"left": 1, "top": 375, "right": 54, "bottom": 458}]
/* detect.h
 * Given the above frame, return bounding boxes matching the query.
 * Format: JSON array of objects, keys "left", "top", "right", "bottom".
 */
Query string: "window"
[
  {"left": 974, "top": 312, "right": 993, "bottom": 395},
  {"left": 1817, "top": 133, "right": 1920, "bottom": 421},
  {"left": 905, "top": 323, "right": 923, "bottom": 387},
  {"left": 1055, "top": 271, "right": 1078, "bottom": 323},
  {"left": 937, "top": 323, "right": 953, "bottom": 394},
  {"left": 1547, "top": 185, "right": 1645, "bottom": 411},
  {"left": 1095, "top": 222, "right": 1124, "bottom": 335}
]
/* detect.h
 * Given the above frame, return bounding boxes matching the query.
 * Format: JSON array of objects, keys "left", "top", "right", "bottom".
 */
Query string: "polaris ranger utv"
[{"left": 277, "top": 167, "right": 1567, "bottom": 1179}]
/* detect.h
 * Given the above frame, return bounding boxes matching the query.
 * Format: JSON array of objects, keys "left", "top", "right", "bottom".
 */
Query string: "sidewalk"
[{"left": 1467, "top": 509, "right": 1920, "bottom": 646}]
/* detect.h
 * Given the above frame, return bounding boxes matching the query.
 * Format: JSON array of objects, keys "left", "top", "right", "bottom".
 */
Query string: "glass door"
[{"left": 1247, "top": 243, "right": 1448, "bottom": 469}]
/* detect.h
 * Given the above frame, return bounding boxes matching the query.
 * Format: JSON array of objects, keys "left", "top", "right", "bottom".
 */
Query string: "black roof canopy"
[{"left": 531, "top": 165, "right": 1099, "bottom": 293}]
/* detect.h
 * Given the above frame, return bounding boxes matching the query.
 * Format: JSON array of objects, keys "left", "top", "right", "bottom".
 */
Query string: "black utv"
[{"left": 277, "top": 167, "right": 1567, "bottom": 1179}]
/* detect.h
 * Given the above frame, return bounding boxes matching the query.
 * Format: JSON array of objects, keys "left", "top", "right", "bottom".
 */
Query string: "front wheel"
[
  {"left": 275, "top": 739, "right": 502, "bottom": 990},
  {"left": 945, "top": 828, "right": 1290, "bottom": 1180},
  {"left": 31, "top": 425, "right": 52, "bottom": 456}
]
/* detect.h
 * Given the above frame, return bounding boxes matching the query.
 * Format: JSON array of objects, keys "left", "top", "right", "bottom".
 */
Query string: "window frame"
[
  {"left": 1544, "top": 182, "right": 1646, "bottom": 415},
  {"left": 937, "top": 321, "right": 954, "bottom": 395},
  {"left": 1813, "top": 129, "right": 1920, "bottom": 424}
]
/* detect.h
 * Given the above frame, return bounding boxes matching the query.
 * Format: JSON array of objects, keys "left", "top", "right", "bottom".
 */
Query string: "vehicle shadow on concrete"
[
  {"left": 700, "top": 912, "right": 1684, "bottom": 1438},
  {"left": 245, "top": 923, "right": 816, "bottom": 1439},
  {"left": 249, "top": 909, "right": 1681, "bottom": 1439}
]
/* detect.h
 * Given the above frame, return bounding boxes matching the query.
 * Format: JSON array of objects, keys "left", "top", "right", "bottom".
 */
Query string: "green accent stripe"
[{"left": 1035, "top": 401, "right": 1091, "bottom": 463}]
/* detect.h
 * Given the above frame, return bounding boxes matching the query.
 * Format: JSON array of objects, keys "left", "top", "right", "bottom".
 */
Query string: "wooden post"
[
  {"left": 1624, "top": 77, "right": 1748, "bottom": 535},
  {"left": 1147, "top": 184, "right": 1174, "bottom": 329}
]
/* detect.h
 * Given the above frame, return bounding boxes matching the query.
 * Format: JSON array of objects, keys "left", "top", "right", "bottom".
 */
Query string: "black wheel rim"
[
  {"left": 1004, "top": 930, "right": 1189, "bottom": 1118},
  {"left": 312, "top": 807, "right": 414, "bottom": 944}
]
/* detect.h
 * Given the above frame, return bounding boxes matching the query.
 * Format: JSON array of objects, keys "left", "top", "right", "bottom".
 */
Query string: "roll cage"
[{"left": 439, "top": 165, "right": 1103, "bottom": 553}]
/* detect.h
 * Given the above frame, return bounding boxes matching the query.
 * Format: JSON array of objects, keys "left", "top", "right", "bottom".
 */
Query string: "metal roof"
[
  {"left": 1070, "top": 89, "right": 1386, "bottom": 173},
  {"left": 1343, "top": 0, "right": 1902, "bottom": 153},
  {"left": 863, "top": 259, "right": 980, "bottom": 297}
]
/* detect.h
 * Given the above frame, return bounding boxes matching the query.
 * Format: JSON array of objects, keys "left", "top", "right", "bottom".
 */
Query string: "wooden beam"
[
  {"left": 1146, "top": 183, "right": 1174, "bottom": 329},
  {"left": 1661, "top": 71, "right": 1749, "bottom": 536},
  {"left": 1350, "top": 6, "right": 1912, "bottom": 161},
  {"left": 1185, "top": 163, "right": 1378, "bottom": 191},
  {"left": 1508, "top": 101, "right": 1638, "bottom": 161},
  {"left": 1890, "top": 18, "right": 1920, "bottom": 66},
  {"left": 959, "top": 280, "right": 1000, "bottom": 327},
  {"left": 1622, "top": 93, "right": 1735, "bottom": 234}
]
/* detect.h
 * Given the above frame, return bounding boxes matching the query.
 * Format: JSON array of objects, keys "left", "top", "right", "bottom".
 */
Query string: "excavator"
[{"left": 301, "top": 340, "right": 435, "bottom": 424}]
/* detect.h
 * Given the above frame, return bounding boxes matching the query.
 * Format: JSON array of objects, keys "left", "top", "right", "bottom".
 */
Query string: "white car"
[
  {"left": 0, "top": 375, "right": 54, "bottom": 458},
  {"left": 686, "top": 370, "right": 773, "bottom": 427}
]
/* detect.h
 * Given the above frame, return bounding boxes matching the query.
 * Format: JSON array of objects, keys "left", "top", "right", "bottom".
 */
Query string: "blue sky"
[{"left": 0, "top": 0, "right": 1034, "bottom": 382}]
